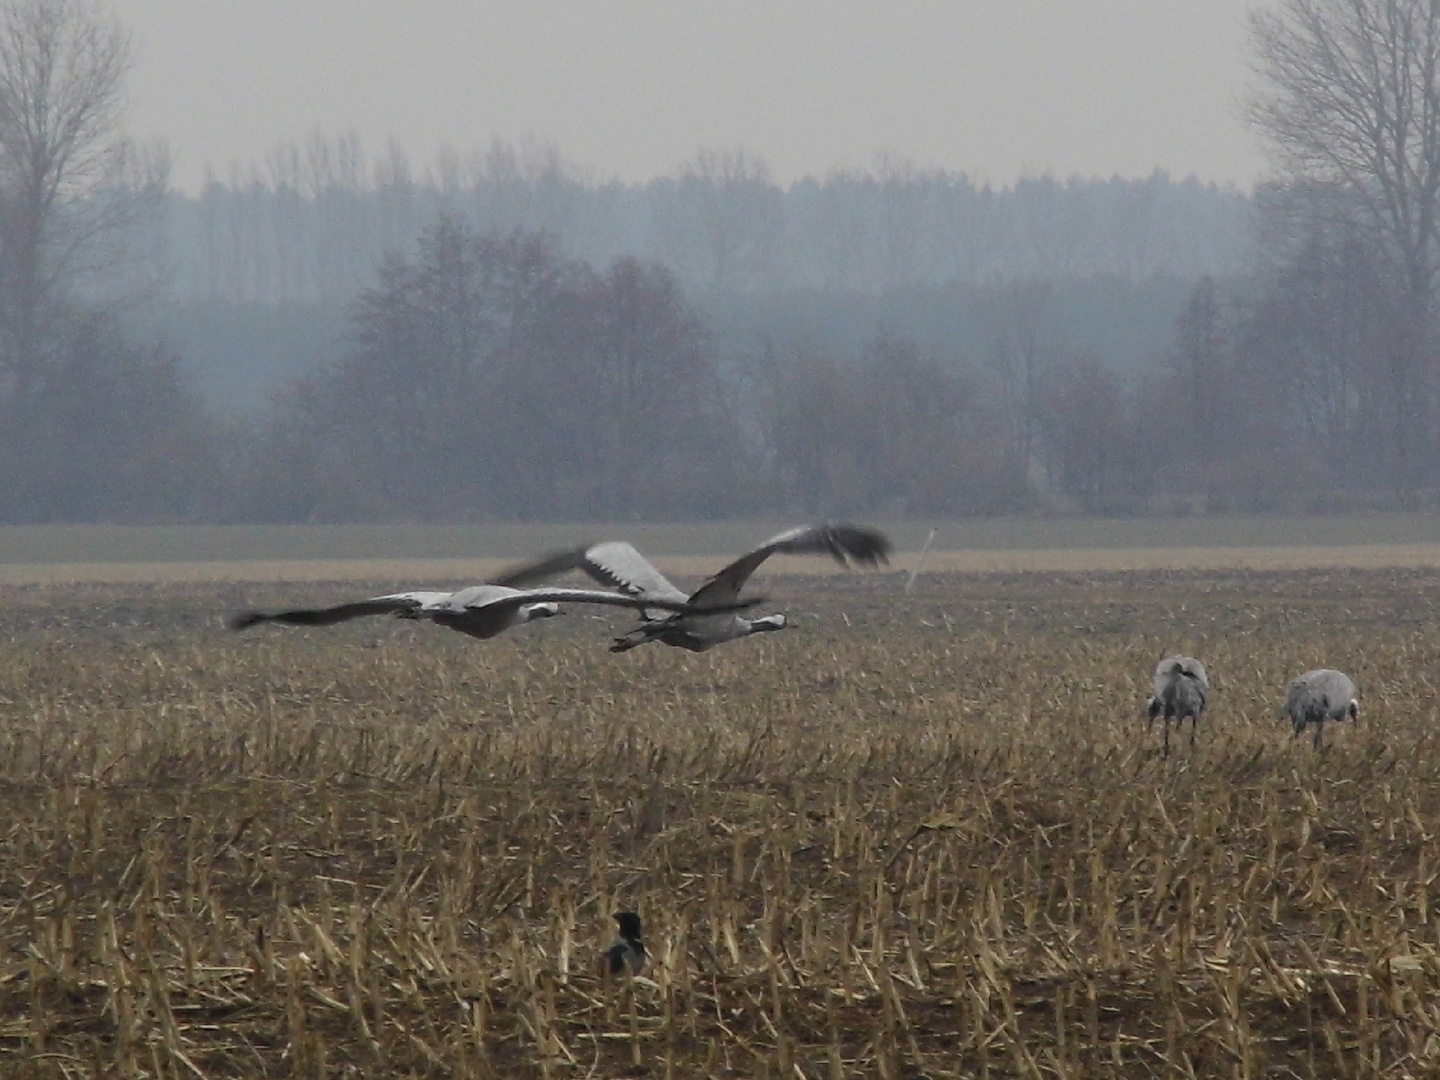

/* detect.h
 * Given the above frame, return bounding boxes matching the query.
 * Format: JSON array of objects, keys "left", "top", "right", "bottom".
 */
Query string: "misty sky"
[{"left": 119, "top": 0, "right": 1269, "bottom": 192}]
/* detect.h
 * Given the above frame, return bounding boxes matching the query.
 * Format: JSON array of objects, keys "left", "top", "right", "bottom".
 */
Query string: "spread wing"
[
  {"left": 688, "top": 522, "right": 892, "bottom": 607},
  {"left": 228, "top": 591, "right": 449, "bottom": 630},
  {"left": 491, "top": 543, "right": 690, "bottom": 605},
  {"left": 488, "top": 547, "right": 599, "bottom": 588},
  {"left": 441, "top": 584, "right": 753, "bottom": 615},
  {"left": 582, "top": 544, "right": 690, "bottom": 604}
]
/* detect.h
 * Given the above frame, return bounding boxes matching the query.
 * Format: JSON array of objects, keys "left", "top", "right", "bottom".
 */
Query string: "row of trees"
[
  {"left": 7, "top": 212, "right": 1440, "bottom": 522},
  {"left": 0, "top": 0, "right": 197, "bottom": 522},
  {"left": 9, "top": 0, "right": 1440, "bottom": 522},
  {"left": 210, "top": 216, "right": 1440, "bottom": 521},
  {"left": 164, "top": 143, "right": 1251, "bottom": 303}
]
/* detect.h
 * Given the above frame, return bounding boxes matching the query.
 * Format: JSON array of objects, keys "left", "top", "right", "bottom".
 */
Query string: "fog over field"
[
  {"left": 2, "top": 0, "right": 1438, "bottom": 525},
  {"left": 10, "top": 8, "right": 1440, "bottom": 1075},
  {"left": 120, "top": 1, "right": 1264, "bottom": 194}
]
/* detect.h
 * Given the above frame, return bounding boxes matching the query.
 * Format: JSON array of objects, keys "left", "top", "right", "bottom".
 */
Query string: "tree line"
[
  {"left": 163, "top": 140, "right": 1251, "bottom": 303},
  {"left": 4, "top": 0, "right": 1440, "bottom": 523},
  {"left": 8, "top": 211, "right": 1427, "bottom": 523}
]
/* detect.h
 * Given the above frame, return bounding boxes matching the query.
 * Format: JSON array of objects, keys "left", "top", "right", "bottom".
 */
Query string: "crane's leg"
[
  {"left": 1189, "top": 714, "right": 1197, "bottom": 748},
  {"left": 1313, "top": 721, "right": 1324, "bottom": 750},
  {"left": 1163, "top": 719, "right": 1171, "bottom": 759}
]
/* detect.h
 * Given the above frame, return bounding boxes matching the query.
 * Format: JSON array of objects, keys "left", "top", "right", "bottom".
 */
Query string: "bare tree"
[
  {"left": 0, "top": 0, "right": 135, "bottom": 412},
  {"left": 1040, "top": 355, "right": 1152, "bottom": 514},
  {"left": 1252, "top": 0, "right": 1440, "bottom": 308},
  {"left": 659, "top": 147, "right": 781, "bottom": 292},
  {"left": 984, "top": 280, "right": 1053, "bottom": 486},
  {"left": 1169, "top": 276, "right": 1228, "bottom": 489},
  {"left": 1251, "top": 0, "right": 1440, "bottom": 492}
]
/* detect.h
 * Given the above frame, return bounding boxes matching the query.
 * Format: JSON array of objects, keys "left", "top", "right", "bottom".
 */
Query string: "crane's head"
[
  {"left": 523, "top": 602, "right": 561, "bottom": 622},
  {"left": 1347, "top": 698, "right": 1359, "bottom": 722},
  {"left": 613, "top": 911, "right": 643, "bottom": 940},
  {"left": 750, "top": 613, "right": 787, "bottom": 634}
]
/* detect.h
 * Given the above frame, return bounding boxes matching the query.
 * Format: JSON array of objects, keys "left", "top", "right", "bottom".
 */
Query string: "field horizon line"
[{"left": 7, "top": 542, "right": 1440, "bottom": 585}]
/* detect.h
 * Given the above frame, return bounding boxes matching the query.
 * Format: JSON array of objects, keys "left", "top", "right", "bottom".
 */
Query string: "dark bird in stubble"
[{"left": 605, "top": 911, "right": 646, "bottom": 976}]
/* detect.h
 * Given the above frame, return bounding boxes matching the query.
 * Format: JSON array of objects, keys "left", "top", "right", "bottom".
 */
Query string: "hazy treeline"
[
  {"left": 226, "top": 220, "right": 1029, "bottom": 521},
  {"left": 79, "top": 205, "right": 1424, "bottom": 523},
  {"left": 6, "top": 0, "right": 1435, "bottom": 524},
  {"left": 162, "top": 137, "right": 1253, "bottom": 303},
  {"left": 150, "top": 276, "right": 1200, "bottom": 416},
  {"left": 9, "top": 206, "right": 1436, "bottom": 523}
]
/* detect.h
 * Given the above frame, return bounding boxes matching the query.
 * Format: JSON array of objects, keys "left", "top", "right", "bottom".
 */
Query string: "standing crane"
[
  {"left": 1146, "top": 655, "right": 1209, "bottom": 756},
  {"left": 1283, "top": 668, "right": 1358, "bottom": 749}
]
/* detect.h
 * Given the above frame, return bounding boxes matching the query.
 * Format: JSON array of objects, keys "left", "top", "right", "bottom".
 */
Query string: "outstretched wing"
[
  {"left": 228, "top": 591, "right": 449, "bottom": 630},
  {"left": 688, "top": 522, "right": 892, "bottom": 607},
  {"left": 488, "top": 547, "right": 598, "bottom": 589},
  {"left": 491, "top": 543, "right": 690, "bottom": 605},
  {"left": 489, "top": 585, "right": 754, "bottom": 615},
  {"left": 582, "top": 544, "right": 690, "bottom": 604}
]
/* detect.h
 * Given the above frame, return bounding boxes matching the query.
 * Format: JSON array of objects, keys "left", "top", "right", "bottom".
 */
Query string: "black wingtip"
[
  {"left": 831, "top": 523, "right": 893, "bottom": 567},
  {"left": 227, "top": 611, "right": 267, "bottom": 631},
  {"left": 488, "top": 545, "right": 592, "bottom": 587}
]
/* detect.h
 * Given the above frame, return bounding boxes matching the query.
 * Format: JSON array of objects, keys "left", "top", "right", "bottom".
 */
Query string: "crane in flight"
[{"left": 499, "top": 522, "right": 891, "bottom": 652}]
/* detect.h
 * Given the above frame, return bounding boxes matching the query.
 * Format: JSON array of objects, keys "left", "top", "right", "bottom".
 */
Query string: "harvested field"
[
  {"left": 2, "top": 567, "right": 1440, "bottom": 1077},
  {"left": 7, "top": 514, "right": 1440, "bottom": 581},
  {"left": 10, "top": 543, "right": 1440, "bottom": 585}
]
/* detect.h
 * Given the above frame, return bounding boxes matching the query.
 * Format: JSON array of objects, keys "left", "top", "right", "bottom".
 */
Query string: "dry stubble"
[{"left": 1, "top": 568, "right": 1440, "bottom": 1077}]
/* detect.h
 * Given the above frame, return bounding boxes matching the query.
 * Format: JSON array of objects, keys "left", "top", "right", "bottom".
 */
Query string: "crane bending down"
[
  {"left": 499, "top": 522, "right": 892, "bottom": 652},
  {"left": 228, "top": 584, "right": 759, "bottom": 642},
  {"left": 1284, "top": 668, "right": 1358, "bottom": 749},
  {"left": 1146, "top": 655, "right": 1209, "bottom": 757}
]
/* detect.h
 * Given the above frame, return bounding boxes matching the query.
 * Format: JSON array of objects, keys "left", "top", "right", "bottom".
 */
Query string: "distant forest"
[
  {"left": 1, "top": 119, "right": 1425, "bottom": 523},
  {"left": 160, "top": 140, "right": 1252, "bottom": 303},
  {"left": 130, "top": 140, "right": 1252, "bottom": 413}
]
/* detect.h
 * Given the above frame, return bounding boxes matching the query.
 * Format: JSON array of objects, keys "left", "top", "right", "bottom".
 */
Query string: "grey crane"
[
  {"left": 228, "top": 584, "right": 758, "bottom": 641},
  {"left": 499, "top": 522, "right": 892, "bottom": 652},
  {"left": 1284, "top": 668, "right": 1358, "bottom": 749},
  {"left": 1146, "top": 655, "right": 1209, "bottom": 756}
]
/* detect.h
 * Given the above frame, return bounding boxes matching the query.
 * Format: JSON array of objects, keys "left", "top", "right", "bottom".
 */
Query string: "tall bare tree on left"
[{"left": 0, "top": 0, "right": 154, "bottom": 420}]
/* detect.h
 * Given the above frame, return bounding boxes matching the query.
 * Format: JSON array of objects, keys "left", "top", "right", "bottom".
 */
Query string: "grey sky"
[{"left": 118, "top": 0, "right": 1269, "bottom": 192}]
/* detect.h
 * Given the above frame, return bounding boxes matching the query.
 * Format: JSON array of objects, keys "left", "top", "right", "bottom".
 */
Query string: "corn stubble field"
[{"left": 3, "top": 567, "right": 1440, "bottom": 1078}]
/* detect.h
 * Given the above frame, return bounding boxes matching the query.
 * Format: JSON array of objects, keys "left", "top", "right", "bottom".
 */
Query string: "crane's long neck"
[{"left": 745, "top": 614, "right": 787, "bottom": 635}]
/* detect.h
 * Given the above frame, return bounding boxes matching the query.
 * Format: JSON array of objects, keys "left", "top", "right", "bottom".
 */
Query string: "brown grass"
[{"left": 2, "top": 567, "right": 1440, "bottom": 1077}]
